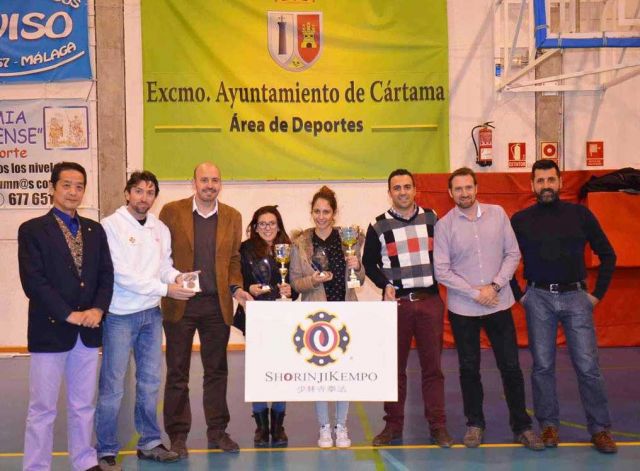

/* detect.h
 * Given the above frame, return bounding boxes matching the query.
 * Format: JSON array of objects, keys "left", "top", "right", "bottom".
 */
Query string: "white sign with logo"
[{"left": 245, "top": 301, "right": 398, "bottom": 402}]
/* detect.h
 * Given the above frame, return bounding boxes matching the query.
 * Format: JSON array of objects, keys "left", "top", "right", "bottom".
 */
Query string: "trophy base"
[
  {"left": 347, "top": 280, "right": 360, "bottom": 289},
  {"left": 277, "top": 297, "right": 292, "bottom": 302}
]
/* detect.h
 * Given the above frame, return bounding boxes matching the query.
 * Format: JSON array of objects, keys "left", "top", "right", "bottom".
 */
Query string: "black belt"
[
  {"left": 396, "top": 287, "right": 437, "bottom": 302},
  {"left": 528, "top": 281, "right": 586, "bottom": 294}
]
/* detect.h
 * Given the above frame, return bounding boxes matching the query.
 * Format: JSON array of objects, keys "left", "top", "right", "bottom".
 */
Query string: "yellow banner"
[{"left": 142, "top": 0, "right": 449, "bottom": 180}]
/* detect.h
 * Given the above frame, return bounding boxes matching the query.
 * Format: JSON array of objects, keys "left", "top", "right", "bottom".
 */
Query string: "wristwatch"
[{"left": 491, "top": 282, "right": 501, "bottom": 292}]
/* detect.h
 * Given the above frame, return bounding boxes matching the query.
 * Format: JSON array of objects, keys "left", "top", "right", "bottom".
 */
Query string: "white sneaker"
[
  {"left": 335, "top": 424, "right": 352, "bottom": 448},
  {"left": 318, "top": 424, "right": 333, "bottom": 448}
]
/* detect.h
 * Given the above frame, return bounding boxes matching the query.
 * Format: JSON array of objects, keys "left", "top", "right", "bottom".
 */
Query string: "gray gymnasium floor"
[{"left": 1, "top": 347, "right": 639, "bottom": 470}]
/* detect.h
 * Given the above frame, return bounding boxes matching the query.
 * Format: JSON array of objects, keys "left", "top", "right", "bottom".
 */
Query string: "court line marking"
[
  {"left": 378, "top": 450, "right": 411, "bottom": 470},
  {"left": 353, "top": 402, "right": 385, "bottom": 468},
  {"left": 2, "top": 442, "right": 639, "bottom": 457}
]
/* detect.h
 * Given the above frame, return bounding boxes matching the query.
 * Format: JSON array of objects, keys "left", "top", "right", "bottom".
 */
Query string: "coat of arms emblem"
[{"left": 267, "top": 11, "right": 323, "bottom": 72}]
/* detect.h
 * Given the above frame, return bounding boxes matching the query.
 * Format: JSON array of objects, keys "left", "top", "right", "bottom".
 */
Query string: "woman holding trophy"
[
  {"left": 234, "top": 205, "right": 298, "bottom": 447},
  {"left": 289, "top": 186, "right": 365, "bottom": 448}
]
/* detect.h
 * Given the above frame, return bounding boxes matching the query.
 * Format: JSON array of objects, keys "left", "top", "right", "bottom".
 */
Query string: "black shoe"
[
  {"left": 270, "top": 409, "right": 288, "bottom": 447},
  {"left": 253, "top": 409, "right": 270, "bottom": 447}
]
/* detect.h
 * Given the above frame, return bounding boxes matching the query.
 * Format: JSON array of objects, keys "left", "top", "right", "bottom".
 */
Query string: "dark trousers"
[
  {"left": 163, "top": 296, "right": 231, "bottom": 441},
  {"left": 449, "top": 308, "right": 532, "bottom": 434},
  {"left": 384, "top": 292, "right": 447, "bottom": 432}
]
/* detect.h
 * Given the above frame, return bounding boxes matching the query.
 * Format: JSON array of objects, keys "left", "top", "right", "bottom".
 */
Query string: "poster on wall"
[
  {"left": 0, "top": 99, "right": 91, "bottom": 209},
  {"left": 141, "top": 0, "right": 449, "bottom": 180},
  {"left": 0, "top": 0, "right": 92, "bottom": 83}
]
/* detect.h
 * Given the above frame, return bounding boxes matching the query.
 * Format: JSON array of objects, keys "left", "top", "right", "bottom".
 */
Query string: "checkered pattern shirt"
[{"left": 363, "top": 206, "right": 437, "bottom": 290}]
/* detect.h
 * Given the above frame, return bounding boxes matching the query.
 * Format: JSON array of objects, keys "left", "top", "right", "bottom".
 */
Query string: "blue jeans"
[
  {"left": 95, "top": 307, "right": 164, "bottom": 456},
  {"left": 315, "top": 401, "right": 349, "bottom": 426},
  {"left": 253, "top": 402, "right": 285, "bottom": 413},
  {"left": 523, "top": 287, "right": 611, "bottom": 435}
]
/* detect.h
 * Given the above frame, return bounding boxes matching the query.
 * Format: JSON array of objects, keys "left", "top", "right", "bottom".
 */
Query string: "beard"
[
  {"left": 536, "top": 188, "right": 559, "bottom": 204},
  {"left": 130, "top": 202, "right": 150, "bottom": 216},
  {"left": 456, "top": 197, "right": 475, "bottom": 209}
]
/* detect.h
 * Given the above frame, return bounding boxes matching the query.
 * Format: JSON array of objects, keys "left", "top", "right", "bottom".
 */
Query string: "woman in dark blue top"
[{"left": 234, "top": 205, "right": 298, "bottom": 448}]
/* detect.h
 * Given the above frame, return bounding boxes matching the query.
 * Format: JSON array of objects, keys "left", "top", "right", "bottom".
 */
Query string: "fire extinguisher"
[{"left": 471, "top": 122, "right": 495, "bottom": 167}]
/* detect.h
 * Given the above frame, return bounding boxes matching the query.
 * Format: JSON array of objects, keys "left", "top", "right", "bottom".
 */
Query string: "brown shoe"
[
  {"left": 463, "top": 426, "right": 484, "bottom": 448},
  {"left": 208, "top": 430, "right": 240, "bottom": 453},
  {"left": 431, "top": 428, "right": 454, "bottom": 448},
  {"left": 137, "top": 444, "right": 180, "bottom": 463},
  {"left": 372, "top": 426, "right": 403, "bottom": 446},
  {"left": 591, "top": 431, "right": 617, "bottom": 454},
  {"left": 541, "top": 426, "right": 559, "bottom": 448},
  {"left": 170, "top": 437, "right": 188, "bottom": 460},
  {"left": 514, "top": 429, "right": 545, "bottom": 451}
]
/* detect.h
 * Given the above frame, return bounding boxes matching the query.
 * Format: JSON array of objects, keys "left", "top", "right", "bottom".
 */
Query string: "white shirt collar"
[{"left": 192, "top": 196, "right": 218, "bottom": 218}]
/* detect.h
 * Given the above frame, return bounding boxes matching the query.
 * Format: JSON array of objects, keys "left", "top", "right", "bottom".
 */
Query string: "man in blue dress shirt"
[{"left": 434, "top": 167, "right": 543, "bottom": 450}]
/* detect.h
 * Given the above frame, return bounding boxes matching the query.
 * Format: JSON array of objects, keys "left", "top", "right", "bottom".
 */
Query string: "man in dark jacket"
[{"left": 18, "top": 162, "right": 113, "bottom": 471}]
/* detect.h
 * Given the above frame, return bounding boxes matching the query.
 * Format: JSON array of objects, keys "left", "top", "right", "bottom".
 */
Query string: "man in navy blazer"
[{"left": 18, "top": 162, "right": 113, "bottom": 471}]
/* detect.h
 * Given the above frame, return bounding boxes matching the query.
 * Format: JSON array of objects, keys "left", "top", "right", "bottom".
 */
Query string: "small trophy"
[
  {"left": 274, "top": 243, "right": 291, "bottom": 300},
  {"left": 250, "top": 257, "right": 272, "bottom": 294},
  {"left": 311, "top": 246, "right": 330, "bottom": 278},
  {"left": 181, "top": 271, "right": 201, "bottom": 292},
  {"left": 340, "top": 225, "right": 360, "bottom": 289}
]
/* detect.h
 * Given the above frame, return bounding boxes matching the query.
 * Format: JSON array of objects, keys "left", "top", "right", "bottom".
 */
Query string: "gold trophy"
[
  {"left": 340, "top": 225, "right": 360, "bottom": 289},
  {"left": 274, "top": 243, "right": 292, "bottom": 301}
]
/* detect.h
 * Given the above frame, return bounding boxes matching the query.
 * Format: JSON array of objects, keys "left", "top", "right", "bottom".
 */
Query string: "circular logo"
[
  {"left": 542, "top": 143, "right": 556, "bottom": 157},
  {"left": 293, "top": 311, "right": 350, "bottom": 366},
  {"left": 304, "top": 322, "right": 338, "bottom": 355}
]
